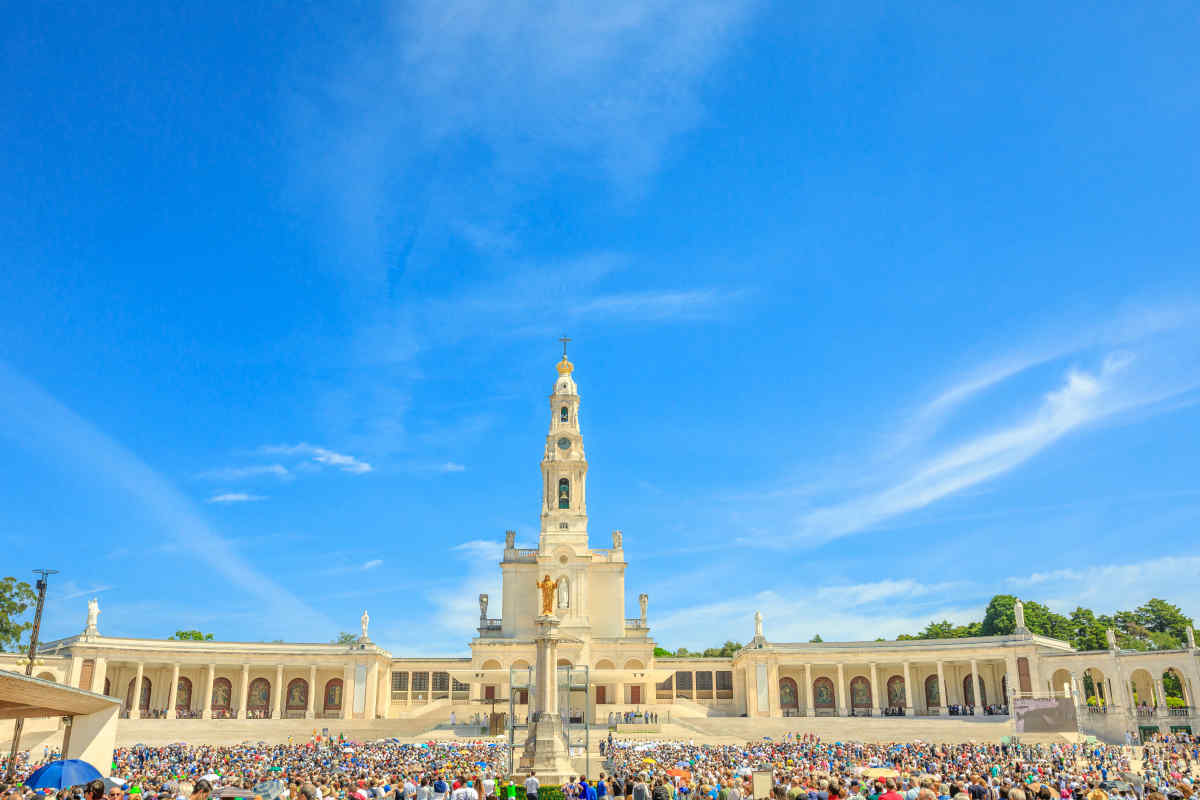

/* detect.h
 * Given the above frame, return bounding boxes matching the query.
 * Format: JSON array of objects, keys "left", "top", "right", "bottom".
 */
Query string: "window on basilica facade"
[
  {"left": 560, "top": 406, "right": 568, "bottom": 422},
  {"left": 558, "top": 478, "right": 570, "bottom": 509}
]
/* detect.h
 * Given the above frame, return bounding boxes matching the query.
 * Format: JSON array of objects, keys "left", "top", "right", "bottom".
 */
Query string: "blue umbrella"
[{"left": 23, "top": 759, "right": 103, "bottom": 789}]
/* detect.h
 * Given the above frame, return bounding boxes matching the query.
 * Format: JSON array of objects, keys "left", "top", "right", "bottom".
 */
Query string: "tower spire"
[{"left": 541, "top": 344, "right": 587, "bottom": 550}]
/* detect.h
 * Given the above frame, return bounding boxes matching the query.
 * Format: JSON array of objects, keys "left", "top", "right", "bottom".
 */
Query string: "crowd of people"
[{"left": 1, "top": 731, "right": 1197, "bottom": 800}]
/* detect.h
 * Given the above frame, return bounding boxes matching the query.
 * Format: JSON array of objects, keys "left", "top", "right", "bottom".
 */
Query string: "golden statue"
[{"left": 536, "top": 574, "right": 556, "bottom": 616}]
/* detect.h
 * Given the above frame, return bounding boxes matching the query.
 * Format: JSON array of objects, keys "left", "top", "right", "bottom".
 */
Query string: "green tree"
[
  {"left": 980, "top": 595, "right": 1017, "bottom": 635},
  {"left": 701, "top": 641, "right": 743, "bottom": 658},
  {"left": 169, "top": 630, "right": 214, "bottom": 641},
  {"left": 0, "top": 576, "right": 37, "bottom": 652},
  {"left": 1069, "top": 607, "right": 1109, "bottom": 651},
  {"left": 653, "top": 646, "right": 673, "bottom": 658},
  {"left": 333, "top": 631, "right": 358, "bottom": 644},
  {"left": 809, "top": 634, "right": 823, "bottom": 642},
  {"left": 1135, "top": 599, "right": 1194, "bottom": 644}
]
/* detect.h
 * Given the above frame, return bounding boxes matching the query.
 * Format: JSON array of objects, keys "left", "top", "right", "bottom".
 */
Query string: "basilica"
[{"left": 5, "top": 352, "right": 1200, "bottom": 744}]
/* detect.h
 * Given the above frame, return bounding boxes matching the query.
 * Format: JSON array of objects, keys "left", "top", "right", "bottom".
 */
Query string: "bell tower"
[{"left": 540, "top": 337, "right": 589, "bottom": 551}]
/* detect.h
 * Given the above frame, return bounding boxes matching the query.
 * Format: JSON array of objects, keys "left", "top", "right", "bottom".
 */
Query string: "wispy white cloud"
[
  {"left": 0, "top": 361, "right": 334, "bottom": 638},
  {"left": 61, "top": 584, "right": 113, "bottom": 601},
  {"left": 438, "top": 462, "right": 465, "bottom": 473},
  {"left": 198, "top": 464, "right": 290, "bottom": 480},
  {"left": 652, "top": 587, "right": 984, "bottom": 648},
  {"left": 1008, "top": 555, "right": 1200, "bottom": 615},
  {"left": 260, "top": 443, "right": 373, "bottom": 474},
  {"left": 292, "top": 0, "right": 761, "bottom": 277},
  {"left": 207, "top": 492, "right": 266, "bottom": 504},
  {"left": 748, "top": 305, "right": 1200, "bottom": 548},
  {"left": 361, "top": 558, "right": 383, "bottom": 570}
]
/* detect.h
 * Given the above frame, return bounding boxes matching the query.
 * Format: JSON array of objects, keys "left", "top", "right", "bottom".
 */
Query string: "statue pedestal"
[{"left": 517, "top": 614, "right": 573, "bottom": 782}]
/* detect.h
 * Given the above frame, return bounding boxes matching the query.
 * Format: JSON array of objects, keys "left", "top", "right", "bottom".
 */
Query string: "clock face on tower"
[{"left": 557, "top": 437, "right": 571, "bottom": 451}]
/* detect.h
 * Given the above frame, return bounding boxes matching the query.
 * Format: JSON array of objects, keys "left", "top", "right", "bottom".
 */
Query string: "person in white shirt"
[
  {"left": 482, "top": 776, "right": 496, "bottom": 800},
  {"left": 525, "top": 773, "right": 541, "bottom": 800}
]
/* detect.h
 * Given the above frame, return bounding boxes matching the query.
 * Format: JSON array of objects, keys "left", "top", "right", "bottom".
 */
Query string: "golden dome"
[{"left": 556, "top": 356, "right": 574, "bottom": 375}]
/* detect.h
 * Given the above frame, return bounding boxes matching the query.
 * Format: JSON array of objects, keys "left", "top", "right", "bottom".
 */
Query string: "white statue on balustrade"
[
  {"left": 754, "top": 610, "right": 764, "bottom": 639},
  {"left": 85, "top": 597, "right": 100, "bottom": 633},
  {"left": 360, "top": 610, "right": 370, "bottom": 640},
  {"left": 638, "top": 593, "right": 648, "bottom": 625}
]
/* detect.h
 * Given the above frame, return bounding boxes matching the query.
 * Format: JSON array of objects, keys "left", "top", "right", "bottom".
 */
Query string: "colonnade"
[
  {"left": 746, "top": 656, "right": 1020, "bottom": 717},
  {"left": 81, "top": 657, "right": 390, "bottom": 721}
]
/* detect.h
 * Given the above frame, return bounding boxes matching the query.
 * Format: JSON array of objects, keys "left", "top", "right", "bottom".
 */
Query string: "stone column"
[
  {"left": 167, "top": 663, "right": 180, "bottom": 719},
  {"left": 68, "top": 657, "right": 83, "bottom": 689},
  {"left": 365, "top": 661, "right": 379, "bottom": 719},
  {"left": 1155, "top": 677, "right": 1167, "bottom": 714},
  {"left": 902, "top": 662, "right": 913, "bottom": 715},
  {"left": 767, "top": 662, "right": 780, "bottom": 718},
  {"left": 835, "top": 663, "right": 846, "bottom": 716},
  {"left": 869, "top": 663, "right": 881, "bottom": 715},
  {"left": 93, "top": 657, "right": 108, "bottom": 695},
  {"left": 804, "top": 664, "right": 815, "bottom": 717},
  {"left": 1070, "top": 672, "right": 1082, "bottom": 704},
  {"left": 130, "top": 662, "right": 145, "bottom": 719},
  {"left": 935, "top": 661, "right": 946, "bottom": 715},
  {"left": 517, "top": 614, "right": 573, "bottom": 781},
  {"left": 378, "top": 666, "right": 390, "bottom": 718},
  {"left": 274, "top": 665, "right": 284, "bottom": 719},
  {"left": 615, "top": 680, "right": 625, "bottom": 707},
  {"left": 202, "top": 665, "right": 215, "bottom": 719},
  {"left": 969, "top": 659, "right": 980, "bottom": 715},
  {"left": 341, "top": 664, "right": 353, "bottom": 720},
  {"left": 306, "top": 666, "right": 317, "bottom": 719},
  {"left": 1005, "top": 656, "right": 1019, "bottom": 706},
  {"left": 237, "top": 664, "right": 250, "bottom": 719}
]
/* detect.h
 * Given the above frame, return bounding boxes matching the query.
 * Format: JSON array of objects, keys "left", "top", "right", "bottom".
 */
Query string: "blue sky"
[{"left": 2, "top": 0, "right": 1199, "bottom": 655}]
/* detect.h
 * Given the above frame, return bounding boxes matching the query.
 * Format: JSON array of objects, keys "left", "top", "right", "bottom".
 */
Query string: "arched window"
[
  {"left": 560, "top": 406, "right": 569, "bottom": 423},
  {"left": 849, "top": 676, "right": 871, "bottom": 709},
  {"left": 176, "top": 676, "right": 193, "bottom": 711},
  {"left": 887, "top": 675, "right": 905, "bottom": 708},
  {"left": 286, "top": 678, "right": 308, "bottom": 710},
  {"left": 963, "top": 674, "right": 985, "bottom": 706},
  {"left": 813, "top": 677, "right": 835, "bottom": 709},
  {"left": 558, "top": 478, "right": 570, "bottom": 509},
  {"left": 779, "top": 677, "right": 799, "bottom": 711},
  {"left": 924, "top": 674, "right": 940, "bottom": 708},
  {"left": 247, "top": 677, "right": 271, "bottom": 710},
  {"left": 212, "top": 677, "right": 232, "bottom": 710},
  {"left": 126, "top": 676, "right": 152, "bottom": 712},
  {"left": 324, "top": 678, "right": 343, "bottom": 710}
]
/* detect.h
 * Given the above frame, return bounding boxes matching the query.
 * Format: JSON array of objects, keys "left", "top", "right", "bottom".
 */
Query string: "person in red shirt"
[{"left": 879, "top": 780, "right": 903, "bottom": 800}]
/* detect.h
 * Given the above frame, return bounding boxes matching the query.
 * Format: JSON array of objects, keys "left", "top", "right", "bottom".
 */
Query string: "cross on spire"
[{"left": 559, "top": 335, "right": 571, "bottom": 357}]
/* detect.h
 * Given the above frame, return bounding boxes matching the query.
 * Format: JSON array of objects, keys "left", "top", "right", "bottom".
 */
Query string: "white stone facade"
[{"left": 5, "top": 354, "right": 1200, "bottom": 741}]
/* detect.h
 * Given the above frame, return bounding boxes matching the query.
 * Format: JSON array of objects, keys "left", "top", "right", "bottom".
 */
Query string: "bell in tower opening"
[{"left": 558, "top": 477, "right": 570, "bottom": 509}]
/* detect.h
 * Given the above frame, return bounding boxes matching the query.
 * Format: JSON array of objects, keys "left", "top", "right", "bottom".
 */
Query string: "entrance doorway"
[
  {"left": 630, "top": 685, "right": 642, "bottom": 705},
  {"left": 596, "top": 686, "right": 607, "bottom": 705}
]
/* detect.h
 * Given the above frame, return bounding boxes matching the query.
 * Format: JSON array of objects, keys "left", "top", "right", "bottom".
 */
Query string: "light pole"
[{"left": 5, "top": 569, "right": 58, "bottom": 782}]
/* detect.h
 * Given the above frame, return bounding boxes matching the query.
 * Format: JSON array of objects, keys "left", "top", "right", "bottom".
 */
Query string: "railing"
[
  {"left": 511, "top": 549, "right": 538, "bottom": 562},
  {"left": 624, "top": 618, "right": 648, "bottom": 629},
  {"left": 479, "top": 618, "right": 503, "bottom": 631},
  {"left": 1083, "top": 705, "right": 1109, "bottom": 715},
  {"left": 913, "top": 707, "right": 941, "bottom": 716},
  {"left": 1136, "top": 708, "right": 1157, "bottom": 719},
  {"left": 1167, "top": 706, "right": 1192, "bottom": 717}
]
